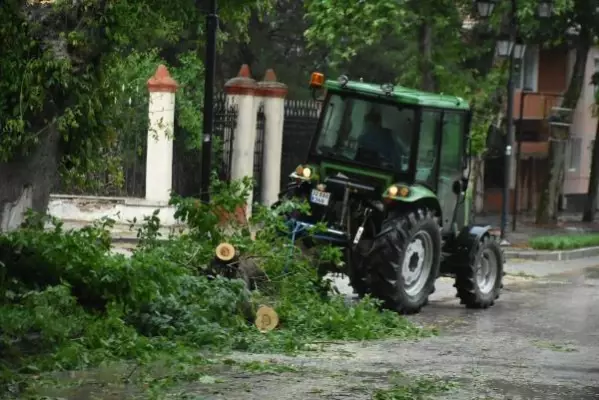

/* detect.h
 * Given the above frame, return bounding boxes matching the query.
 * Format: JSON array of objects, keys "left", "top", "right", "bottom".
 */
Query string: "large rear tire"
[
  {"left": 348, "top": 244, "right": 371, "bottom": 298},
  {"left": 365, "top": 209, "right": 441, "bottom": 314},
  {"left": 454, "top": 234, "right": 504, "bottom": 309}
]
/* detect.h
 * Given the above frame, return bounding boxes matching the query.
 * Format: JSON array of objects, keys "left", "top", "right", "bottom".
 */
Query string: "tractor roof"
[{"left": 324, "top": 79, "right": 470, "bottom": 111}]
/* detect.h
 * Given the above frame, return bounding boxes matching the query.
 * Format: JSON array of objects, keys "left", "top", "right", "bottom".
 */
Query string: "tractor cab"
[
  {"left": 292, "top": 74, "right": 472, "bottom": 238},
  {"left": 277, "top": 73, "right": 503, "bottom": 315}
]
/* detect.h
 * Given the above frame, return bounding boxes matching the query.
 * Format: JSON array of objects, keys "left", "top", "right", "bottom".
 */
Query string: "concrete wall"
[
  {"left": 45, "top": 64, "right": 288, "bottom": 226},
  {"left": 48, "top": 195, "right": 180, "bottom": 227},
  {"left": 564, "top": 47, "right": 599, "bottom": 197}
]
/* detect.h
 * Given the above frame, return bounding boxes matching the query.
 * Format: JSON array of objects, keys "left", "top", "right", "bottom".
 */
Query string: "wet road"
[
  {"left": 220, "top": 258, "right": 599, "bottom": 399},
  {"left": 110, "top": 244, "right": 599, "bottom": 398}
]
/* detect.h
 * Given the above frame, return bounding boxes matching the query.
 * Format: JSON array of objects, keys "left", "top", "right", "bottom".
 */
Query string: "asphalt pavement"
[
  {"left": 219, "top": 257, "right": 599, "bottom": 399},
  {"left": 110, "top": 244, "right": 599, "bottom": 398}
]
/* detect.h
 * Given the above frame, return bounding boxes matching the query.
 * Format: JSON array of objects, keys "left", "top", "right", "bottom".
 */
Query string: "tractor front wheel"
[
  {"left": 365, "top": 209, "right": 441, "bottom": 314},
  {"left": 454, "top": 234, "right": 504, "bottom": 309}
]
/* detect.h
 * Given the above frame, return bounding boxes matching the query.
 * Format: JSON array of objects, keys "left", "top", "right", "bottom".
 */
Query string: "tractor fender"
[
  {"left": 384, "top": 183, "right": 442, "bottom": 219},
  {"left": 456, "top": 225, "right": 492, "bottom": 254}
]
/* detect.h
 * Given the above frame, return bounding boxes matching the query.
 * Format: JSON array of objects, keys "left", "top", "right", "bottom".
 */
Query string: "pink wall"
[{"left": 563, "top": 47, "right": 599, "bottom": 195}]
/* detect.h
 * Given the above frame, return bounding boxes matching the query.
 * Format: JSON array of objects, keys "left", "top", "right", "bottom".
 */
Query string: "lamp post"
[
  {"left": 200, "top": 0, "right": 218, "bottom": 203},
  {"left": 475, "top": 0, "right": 552, "bottom": 244}
]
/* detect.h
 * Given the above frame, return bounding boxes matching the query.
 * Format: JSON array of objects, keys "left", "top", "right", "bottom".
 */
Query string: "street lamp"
[
  {"left": 200, "top": 0, "right": 218, "bottom": 203},
  {"left": 537, "top": 1, "right": 554, "bottom": 18},
  {"left": 475, "top": 0, "right": 552, "bottom": 244},
  {"left": 495, "top": 37, "right": 526, "bottom": 60},
  {"left": 476, "top": 0, "right": 498, "bottom": 18}
]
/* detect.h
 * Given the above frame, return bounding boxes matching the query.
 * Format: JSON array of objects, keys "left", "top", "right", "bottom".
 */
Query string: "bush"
[
  {"left": 529, "top": 233, "right": 599, "bottom": 250},
  {"left": 0, "top": 174, "right": 429, "bottom": 396}
]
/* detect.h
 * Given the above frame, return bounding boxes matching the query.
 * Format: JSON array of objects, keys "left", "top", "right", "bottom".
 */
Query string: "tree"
[
  {"left": 534, "top": 1, "right": 598, "bottom": 224},
  {"left": 218, "top": 0, "right": 331, "bottom": 99},
  {"left": 582, "top": 72, "right": 599, "bottom": 222},
  {"left": 0, "top": 0, "right": 273, "bottom": 231}
]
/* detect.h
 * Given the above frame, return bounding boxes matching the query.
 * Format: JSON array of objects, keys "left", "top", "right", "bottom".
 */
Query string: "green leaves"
[
  {"left": 0, "top": 176, "right": 429, "bottom": 395},
  {"left": 0, "top": 0, "right": 276, "bottom": 194}
]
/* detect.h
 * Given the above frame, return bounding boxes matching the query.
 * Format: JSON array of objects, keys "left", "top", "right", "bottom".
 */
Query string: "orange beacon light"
[{"left": 309, "top": 72, "right": 325, "bottom": 88}]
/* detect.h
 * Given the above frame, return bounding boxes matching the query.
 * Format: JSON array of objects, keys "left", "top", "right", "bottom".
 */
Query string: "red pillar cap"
[
  {"left": 225, "top": 64, "right": 258, "bottom": 96},
  {"left": 147, "top": 64, "right": 178, "bottom": 93},
  {"left": 257, "top": 68, "right": 288, "bottom": 98}
]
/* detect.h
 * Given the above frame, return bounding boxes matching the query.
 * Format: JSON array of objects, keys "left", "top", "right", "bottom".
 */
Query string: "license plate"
[{"left": 310, "top": 189, "right": 331, "bottom": 206}]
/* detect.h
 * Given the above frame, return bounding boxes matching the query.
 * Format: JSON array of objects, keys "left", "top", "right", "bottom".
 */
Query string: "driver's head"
[{"left": 365, "top": 109, "right": 382, "bottom": 126}]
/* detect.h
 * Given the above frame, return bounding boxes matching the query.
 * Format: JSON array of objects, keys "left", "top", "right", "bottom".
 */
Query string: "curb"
[
  {"left": 111, "top": 236, "right": 140, "bottom": 245},
  {"left": 504, "top": 246, "right": 599, "bottom": 261}
]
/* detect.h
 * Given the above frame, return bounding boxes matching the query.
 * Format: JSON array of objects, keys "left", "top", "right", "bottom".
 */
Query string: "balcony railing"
[{"left": 512, "top": 89, "right": 563, "bottom": 120}]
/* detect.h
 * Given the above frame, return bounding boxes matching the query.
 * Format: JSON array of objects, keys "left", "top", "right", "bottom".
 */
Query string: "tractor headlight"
[
  {"left": 302, "top": 167, "right": 312, "bottom": 178},
  {"left": 387, "top": 185, "right": 409, "bottom": 197}
]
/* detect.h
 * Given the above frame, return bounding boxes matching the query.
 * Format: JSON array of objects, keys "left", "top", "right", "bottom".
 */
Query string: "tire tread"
[{"left": 365, "top": 208, "right": 441, "bottom": 315}]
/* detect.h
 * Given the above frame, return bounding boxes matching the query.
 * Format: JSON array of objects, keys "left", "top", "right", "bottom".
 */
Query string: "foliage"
[
  {"left": 528, "top": 233, "right": 599, "bottom": 250},
  {"left": 0, "top": 176, "right": 429, "bottom": 397},
  {"left": 0, "top": 0, "right": 274, "bottom": 195},
  {"left": 303, "top": 0, "right": 500, "bottom": 155},
  {"left": 373, "top": 373, "right": 457, "bottom": 400},
  {"left": 303, "top": 0, "right": 578, "bottom": 158}
]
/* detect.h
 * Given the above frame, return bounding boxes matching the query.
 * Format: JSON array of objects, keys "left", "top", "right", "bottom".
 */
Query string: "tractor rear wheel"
[
  {"left": 454, "top": 234, "right": 504, "bottom": 309},
  {"left": 365, "top": 209, "right": 441, "bottom": 314}
]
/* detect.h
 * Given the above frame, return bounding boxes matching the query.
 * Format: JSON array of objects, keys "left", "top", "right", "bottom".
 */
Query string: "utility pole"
[
  {"left": 500, "top": 0, "right": 517, "bottom": 244},
  {"left": 200, "top": 0, "right": 218, "bottom": 202}
]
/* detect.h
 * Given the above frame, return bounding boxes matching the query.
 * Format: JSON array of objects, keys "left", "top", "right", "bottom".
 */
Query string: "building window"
[
  {"left": 567, "top": 137, "right": 582, "bottom": 171},
  {"left": 513, "top": 46, "right": 538, "bottom": 91}
]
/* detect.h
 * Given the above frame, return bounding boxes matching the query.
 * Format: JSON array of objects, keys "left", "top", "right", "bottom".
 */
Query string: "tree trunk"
[
  {"left": 0, "top": 125, "right": 61, "bottom": 232},
  {"left": 582, "top": 119, "right": 599, "bottom": 221},
  {"left": 536, "top": 31, "right": 591, "bottom": 225},
  {"left": 470, "top": 154, "right": 486, "bottom": 215},
  {"left": 418, "top": 20, "right": 437, "bottom": 92}
]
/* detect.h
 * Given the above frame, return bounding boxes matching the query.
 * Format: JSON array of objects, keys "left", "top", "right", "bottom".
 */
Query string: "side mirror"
[
  {"left": 311, "top": 87, "right": 326, "bottom": 102},
  {"left": 452, "top": 179, "right": 468, "bottom": 195}
]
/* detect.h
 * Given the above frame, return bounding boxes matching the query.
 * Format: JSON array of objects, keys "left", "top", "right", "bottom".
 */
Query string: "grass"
[
  {"left": 531, "top": 340, "right": 578, "bottom": 353},
  {"left": 584, "top": 265, "right": 599, "bottom": 279},
  {"left": 528, "top": 233, "right": 599, "bottom": 250},
  {"left": 373, "top": 374, "right": 458, "bottom": 399},
  {"left": 506, "top": 271, "right": 537, "bottom": 279}
]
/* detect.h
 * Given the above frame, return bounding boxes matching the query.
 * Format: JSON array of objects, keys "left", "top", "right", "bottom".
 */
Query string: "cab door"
[
  {"left": 437, "top": 112, "right": 467, "bottom": 234},
  {"left": 415, "top": 109, "right": 442, "bottom": 189}
]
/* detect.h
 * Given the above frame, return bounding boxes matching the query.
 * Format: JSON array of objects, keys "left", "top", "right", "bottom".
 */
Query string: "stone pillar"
[
  {"left": 224, "top": 65, "right": 259, "bottom": 215},
  {"left": 257, "top": 69, "right": 288, "bottom": 206},
  {"left": 145, "top": 65, "right": 178, "bottom": 203}
]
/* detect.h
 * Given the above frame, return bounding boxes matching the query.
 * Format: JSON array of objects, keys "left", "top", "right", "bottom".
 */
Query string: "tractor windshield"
[{"left": 312, "top": 93, "right": 414, "bottom": 173}]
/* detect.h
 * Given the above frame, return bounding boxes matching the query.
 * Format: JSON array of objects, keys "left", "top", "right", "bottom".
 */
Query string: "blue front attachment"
[{"left": 281, "top": 218, "right": 349, "bottom": 272}]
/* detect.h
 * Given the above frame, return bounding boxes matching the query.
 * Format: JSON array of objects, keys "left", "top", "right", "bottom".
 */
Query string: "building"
[{"left": 483, "top": 44, "right": 599, "bottom": 213}]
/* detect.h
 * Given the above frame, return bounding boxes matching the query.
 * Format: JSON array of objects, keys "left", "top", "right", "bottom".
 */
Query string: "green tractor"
[{"left": 277, "top": 73, "right": 504, "bottom": 315}]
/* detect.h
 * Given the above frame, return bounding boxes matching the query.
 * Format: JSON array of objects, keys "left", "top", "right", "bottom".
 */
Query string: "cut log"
[
  {"left": 215, "top": 242, "right": 238, "bottom": 262},
  {"left": 209, "top": 242, "right": 268, "bottom": 291},
  {"left": 255, "top": 305, "right": 279, "bottom": 333}
]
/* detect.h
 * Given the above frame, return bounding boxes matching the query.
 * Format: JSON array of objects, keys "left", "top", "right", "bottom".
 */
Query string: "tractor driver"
[{"left": 356, "top": 108, "right": 397, "bottom": 168}]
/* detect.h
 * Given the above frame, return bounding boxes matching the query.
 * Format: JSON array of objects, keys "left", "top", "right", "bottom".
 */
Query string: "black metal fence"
[
  {"left": 252, "top": 105, "right": 266, "bottom": 202},
  {"left": 279, "top": 99, "right": 321, "bottom": 188},
  {"left": 53, "top": 93, "right": 319, "bottom": 201},
  {"left": 171, "top": 93, "right": 238, "bottom": 197},
  {"left": 52, "top": 128, "right": 147, "bottom": 198},
  {"left": 216, "top": 94, "right": 237, "bottom": 182}
]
